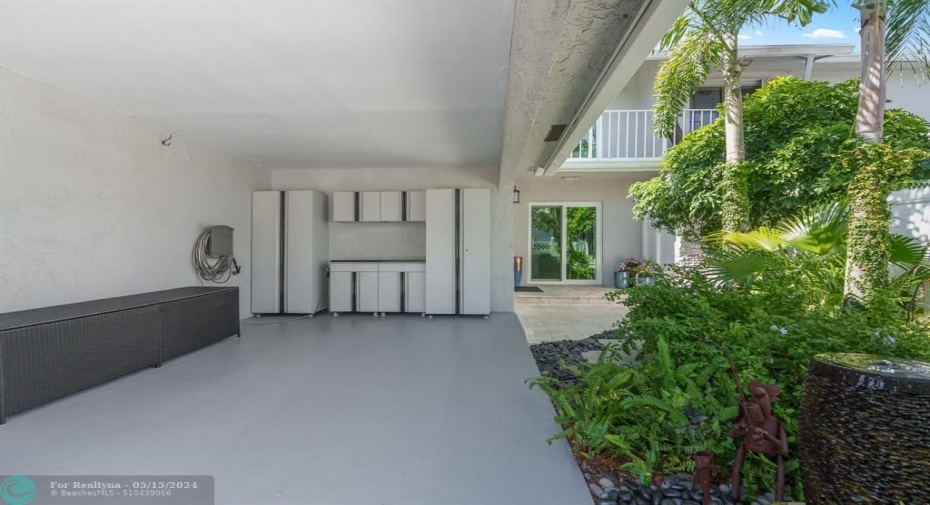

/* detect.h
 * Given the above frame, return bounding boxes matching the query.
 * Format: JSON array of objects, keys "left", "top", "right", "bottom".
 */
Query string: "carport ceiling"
[{"left": 0, "top": 0, "right": 514, "bottom": 169}]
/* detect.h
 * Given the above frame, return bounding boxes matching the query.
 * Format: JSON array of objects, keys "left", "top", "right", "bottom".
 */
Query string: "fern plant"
[{"left": 531, "top": 337, "right": 736, "bottom": 485}]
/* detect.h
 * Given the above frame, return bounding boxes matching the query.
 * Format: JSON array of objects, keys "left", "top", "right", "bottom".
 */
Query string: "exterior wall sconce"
[{"left": 512, "top": 185, "right": 521, "bottom": 204}]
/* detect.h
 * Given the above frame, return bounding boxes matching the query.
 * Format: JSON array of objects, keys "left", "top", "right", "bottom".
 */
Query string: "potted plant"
[
  {"left": 615, "top": 258, "right": 642, "bottom": 288},
  {"left": 636, "top": 260, "right": 659, "bottom": 285}
]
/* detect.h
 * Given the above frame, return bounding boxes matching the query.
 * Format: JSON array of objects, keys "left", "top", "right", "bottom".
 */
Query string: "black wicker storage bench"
[{"left": 0, "top": 286, "right": 239, "bottom": 424}]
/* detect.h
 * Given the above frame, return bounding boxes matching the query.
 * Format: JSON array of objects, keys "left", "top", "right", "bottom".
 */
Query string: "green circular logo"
[{"left": 0, "top": 476, "right": 36, "bottom": 505}]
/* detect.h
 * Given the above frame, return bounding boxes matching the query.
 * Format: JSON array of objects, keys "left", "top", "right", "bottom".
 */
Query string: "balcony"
[{"left": 563, "top": 109, "right": 720, "bottom": 171}]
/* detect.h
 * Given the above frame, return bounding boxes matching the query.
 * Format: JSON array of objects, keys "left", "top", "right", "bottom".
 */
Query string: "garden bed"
[{"left": 530, "top": 333, "right": 793, "bottom": 505}]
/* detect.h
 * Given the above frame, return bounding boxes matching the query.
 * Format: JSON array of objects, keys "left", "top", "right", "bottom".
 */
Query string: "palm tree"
[
  {"left": 844, "top": 0, "right": 930, "bottom": 302},
  {"left": 653, "top": 0, "right": 828, "bottom": 233},
  {"left": 706, "top": 202, "right": 929, "bottom": 311}
]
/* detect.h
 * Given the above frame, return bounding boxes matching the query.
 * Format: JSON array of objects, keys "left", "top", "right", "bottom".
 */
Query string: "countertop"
[{"left": 330, "top": 259, "right": 425, "bottom": 263}]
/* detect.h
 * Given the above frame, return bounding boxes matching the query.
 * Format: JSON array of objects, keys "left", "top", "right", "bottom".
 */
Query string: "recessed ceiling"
[{"left": 0, "top": 0, "right": 515, "bottom": 169}]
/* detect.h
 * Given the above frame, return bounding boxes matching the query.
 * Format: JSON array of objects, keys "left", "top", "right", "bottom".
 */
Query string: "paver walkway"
[{"left": 515, "top": 285, "right": 628, "bottom": 343}]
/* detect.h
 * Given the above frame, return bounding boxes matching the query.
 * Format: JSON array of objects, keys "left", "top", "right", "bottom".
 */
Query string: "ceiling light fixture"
[
  {"left": 512, "top": 185, "right": 521, "bottom": 204},
  {"left": 533, "top": 166, "right": 546, "bottom": 177}
]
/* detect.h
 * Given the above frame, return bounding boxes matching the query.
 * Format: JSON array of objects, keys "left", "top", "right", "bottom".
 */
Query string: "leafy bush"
[
  {"left": 630, "top": 77, "right": 930, "bottom": 241},
  {"left": 706, "top": 201, "right": 930, "bottom": 311},
  {"left": 531, "top": 263, "right": 930, "bottom": 498}
]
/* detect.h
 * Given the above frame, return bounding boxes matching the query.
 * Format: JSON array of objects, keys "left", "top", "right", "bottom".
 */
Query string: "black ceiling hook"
[{"left": 161, "top": 134, "right": 172, "bottom": 146}]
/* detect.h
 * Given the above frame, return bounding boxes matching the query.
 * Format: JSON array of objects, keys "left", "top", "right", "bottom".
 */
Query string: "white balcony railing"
[{"left": 569, "top": 109, "right": 720, "bottom": 161}]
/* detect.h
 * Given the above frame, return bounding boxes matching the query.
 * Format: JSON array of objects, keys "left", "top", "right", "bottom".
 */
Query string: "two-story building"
[{"left": 512, "top": 43, "right": 930, "bottom": 287}]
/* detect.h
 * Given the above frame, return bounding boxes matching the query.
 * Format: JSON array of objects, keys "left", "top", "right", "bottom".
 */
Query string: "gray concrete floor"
[{"left": 0, "top": 313, "right": 590, "bottom": 505}]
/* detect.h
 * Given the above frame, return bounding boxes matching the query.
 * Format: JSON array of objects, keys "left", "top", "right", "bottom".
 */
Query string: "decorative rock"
[
  {"left": 599, "top": 477, "right": 616, "bottom": 490},
  {"left": 584, "top": 472, "right": 593, "bottom": 480},
  {"left": 606, "top": 489, "right": 620, "bottom": 500},
  {"left": 660, "top": 499, "right": 676, "bottom": 505},
  {"left": 530, "top": 339, "right": 604, "bottom": 386},
  {"left": 598, "top": 501, "right": 618, "bottom": 505},
  {"left": 663, "top": 489, "right": 683, "bottom": 498},
  {"left": 718, "top": 483, "right": 730, "bottom": 495},
  {"left": 589, "top": 483, "right": 605, "bottom": 497}
]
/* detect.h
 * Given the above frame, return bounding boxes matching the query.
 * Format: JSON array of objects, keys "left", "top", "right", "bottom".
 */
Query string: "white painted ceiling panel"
[{"left": 0, "top": 0, "right": 515, "bottom": 168}]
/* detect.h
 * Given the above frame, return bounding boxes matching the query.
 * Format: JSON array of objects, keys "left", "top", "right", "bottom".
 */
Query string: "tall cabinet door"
[
  {"left": 425, "top": 189, "right": 456, "bottom": 314},
  {"left": 251, "top": 191, "right": 282, "bottom": 314},
  {"left": 460, "top": 188, "right": 491, "bottom": 315},
  {"left": 285, "top": 191, "right": 329, "bottom": 314}
]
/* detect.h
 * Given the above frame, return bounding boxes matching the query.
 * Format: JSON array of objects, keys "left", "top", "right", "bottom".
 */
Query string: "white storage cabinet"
[
  {"left": 405, "top": 191, "right": 426, "bottom": 222},
  {"left": 332, "top": 192, "right": 356, "bottom": 222},
  {"left": 251, "top": 190, "right": 329, "bottom": 315},
  {"left": 360, "top": 192, "right": 381, "bottom": 222},
  {"left": 424, "top": 188, "right": 490, "bottom": 316}
]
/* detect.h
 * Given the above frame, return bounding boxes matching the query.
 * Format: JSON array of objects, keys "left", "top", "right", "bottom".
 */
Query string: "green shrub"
[
  {"left": 630, "top": 77, "right": 930, "bottom": 241},
  {"left": 532, "top": 264, "right": 930, "bottom": 498}
]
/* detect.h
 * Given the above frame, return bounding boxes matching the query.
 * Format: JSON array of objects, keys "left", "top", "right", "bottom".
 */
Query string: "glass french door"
[{"left": 528, "top": 203, "right": 601, "bottom": 284}]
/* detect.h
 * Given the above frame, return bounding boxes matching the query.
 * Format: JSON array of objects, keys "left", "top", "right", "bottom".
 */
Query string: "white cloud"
[
  {"left": 738, "top": 34, "right": 751, "bottom": 40},
  {"left": 803, "top": 28, "right": 848, "bottom": 39},
  {"left": 755, "top": 30, "right": 764, "bottom": 36}
]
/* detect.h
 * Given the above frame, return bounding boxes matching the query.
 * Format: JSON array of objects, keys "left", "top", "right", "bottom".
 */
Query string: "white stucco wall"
[
  {"left": 0, "top": 67, "right": 271, "bottom": 317},
  {"left": 272, "top": 167, "right": 516, "bottom": 312},
  {"left": 890, "top": 187, "right": 930, "bottom": 244},
  {"left": 812, "top": 66, "right": 930, "bottom": 120},
  {"left": 513, "top": 173, "right": 655, "bottom": 286},
  {"left": 608, "top": 58, "right": 930, "bottom": 123}
]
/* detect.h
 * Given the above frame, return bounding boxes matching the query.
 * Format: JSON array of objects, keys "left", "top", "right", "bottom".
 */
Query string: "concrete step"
[{"left": 514, "top": 295, "right": 613, "bottom": 305}]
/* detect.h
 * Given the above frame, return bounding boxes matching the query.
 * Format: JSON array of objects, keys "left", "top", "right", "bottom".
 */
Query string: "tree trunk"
[
  {"left": 720, "top": 38, "right": 748, "bottom": 232},
  {"left": 844, "top": 0, "right": 888, "bottom": 301},
  {"left": 854, "top": 1, "right": 886, "bottom": 144}
]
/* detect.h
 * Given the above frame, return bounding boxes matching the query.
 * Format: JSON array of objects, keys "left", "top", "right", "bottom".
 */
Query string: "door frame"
[{"left": 526, "top": 201, "right": 603, "bottom": 285}]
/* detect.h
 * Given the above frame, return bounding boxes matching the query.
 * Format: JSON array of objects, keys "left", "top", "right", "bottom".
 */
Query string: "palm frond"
[
  {"left": 654, "top": 28, "right": 723, "bottom": 137},
  {"left": 704, "top": 247, "right": 781, "bottom": 284},
  {"left": 886, "top": 0, "right": 930, "bottom": 79},
  {"left": 889, "top": 233, "right": 929, "bottom": 266},
  {"left": 778, "top": 202, "right": 849, "bottom": 255},
  {"left": 711, "top": 227, "right": 788, "bottom": 251}
]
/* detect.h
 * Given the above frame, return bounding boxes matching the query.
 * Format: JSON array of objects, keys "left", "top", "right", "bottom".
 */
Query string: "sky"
[{"left": 742, "top": 4, "right": 862, "bottom": 51}]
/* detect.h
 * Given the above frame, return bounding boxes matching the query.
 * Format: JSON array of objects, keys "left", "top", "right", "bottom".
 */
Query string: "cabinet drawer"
[
  {"left": 330, "top": 262, "right": 379, "bottom": 272},
  {"left": 378, "top": 262, "right": 426, "bottom": 272}
]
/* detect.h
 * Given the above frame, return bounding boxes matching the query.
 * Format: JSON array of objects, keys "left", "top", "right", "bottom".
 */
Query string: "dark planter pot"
[
  {"left": 799, "top": 354, "right": 930, "bottom": 504},
  {"left": 637, "top": 276, "right": 656, "bottom": 285},
  {"left": 613, "top": 271, "right": 630, "bottom": 289}
]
